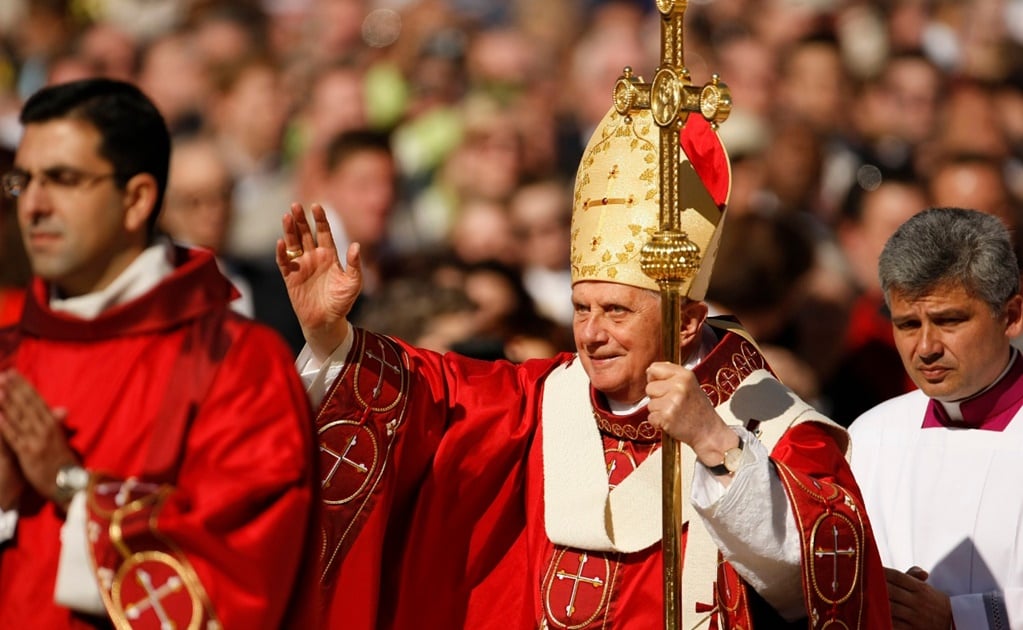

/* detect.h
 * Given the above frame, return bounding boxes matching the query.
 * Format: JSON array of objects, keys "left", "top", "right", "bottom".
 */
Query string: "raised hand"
[
  {"left": 0, "top": 370, "right": 77, "bottom": 509},
  {"left": 276, "top": 203, "right": 363, "bottom": 360}
]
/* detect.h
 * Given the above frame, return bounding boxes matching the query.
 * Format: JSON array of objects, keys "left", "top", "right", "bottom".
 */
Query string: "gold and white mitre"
[{"left": 570, "top": 106, "right": 731, "bottom": 299}]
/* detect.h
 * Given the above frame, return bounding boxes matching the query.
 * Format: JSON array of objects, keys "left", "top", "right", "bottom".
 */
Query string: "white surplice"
[{"left": 851, "top": 386, "right": 1023, "bottom": 629}]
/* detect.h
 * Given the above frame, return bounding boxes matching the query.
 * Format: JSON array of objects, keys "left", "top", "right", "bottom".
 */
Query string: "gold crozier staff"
[{"left": 610, "top": 1, "right": 732, "bottom": 627}]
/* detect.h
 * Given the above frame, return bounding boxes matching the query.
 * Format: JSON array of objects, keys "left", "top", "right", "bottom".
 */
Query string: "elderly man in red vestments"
[
  {"left": 279, "top": 105, "right": 890, "bottom": 628},
  {"left": 0, "top": 79, "right": 317, "bottom": 628}
]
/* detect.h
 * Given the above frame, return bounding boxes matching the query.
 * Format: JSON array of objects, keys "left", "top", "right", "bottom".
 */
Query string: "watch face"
[
  {"left": 69, "top": 466, "right": 90, "bottom": 490},
  {"left": 723, "top": 446, "right": 743, "bottom": 473},
  {"left": 59, "top": 465, "right": 90, "bottom": 492}
]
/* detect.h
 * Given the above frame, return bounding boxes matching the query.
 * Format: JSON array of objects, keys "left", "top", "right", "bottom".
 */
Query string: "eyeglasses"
[{"left": 1, "top": 167, "right": 118, "bottom": 199}]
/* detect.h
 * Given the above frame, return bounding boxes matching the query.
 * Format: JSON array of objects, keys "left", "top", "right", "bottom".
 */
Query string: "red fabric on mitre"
[{"left": 680, "top": 114, "right": 731, "bottom": 208}]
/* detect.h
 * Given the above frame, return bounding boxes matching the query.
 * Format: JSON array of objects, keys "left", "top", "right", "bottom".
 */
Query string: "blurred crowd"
[{"left": 1, "top": 0, "right": 1022, "bottom": 424}]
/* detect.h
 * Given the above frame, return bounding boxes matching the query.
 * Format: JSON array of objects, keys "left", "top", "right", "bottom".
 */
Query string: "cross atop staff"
[
  {"left": 608, "top": 2, "right": 733, "bottom": 628},
  {"left": 614, "top": 2, "right": 731, "bottom": 240}
]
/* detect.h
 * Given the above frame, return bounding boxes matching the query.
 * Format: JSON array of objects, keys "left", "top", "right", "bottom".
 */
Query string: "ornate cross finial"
[{"left": 613, "top": 4, "right": 731, "bottom": 243}]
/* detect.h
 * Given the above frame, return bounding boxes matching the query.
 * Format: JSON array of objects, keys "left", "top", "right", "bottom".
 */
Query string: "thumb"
[
  {"left": 345, "top": 242, "right": 362, "bottom": 271},
  {"left": 906, "top": 566, "right": 929, "bottom": 581}
]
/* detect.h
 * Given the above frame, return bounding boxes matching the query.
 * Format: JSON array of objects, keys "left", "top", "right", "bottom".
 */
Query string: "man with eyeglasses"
[{"left": 0, "top": 78, "right": 318, "bottom": 628}]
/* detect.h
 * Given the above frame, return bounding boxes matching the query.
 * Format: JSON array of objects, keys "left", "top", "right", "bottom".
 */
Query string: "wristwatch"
[
  {"left": 704, "top": 437, "right": 744, "bottom": 476},
  {"left": 55, "top": 464, "right": 90, "bottom": 504}
]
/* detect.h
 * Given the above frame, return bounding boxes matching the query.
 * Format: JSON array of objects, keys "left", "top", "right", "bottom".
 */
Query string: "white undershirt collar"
[{"left": 49, "top": 241, "right": 175, "bottom": 320}]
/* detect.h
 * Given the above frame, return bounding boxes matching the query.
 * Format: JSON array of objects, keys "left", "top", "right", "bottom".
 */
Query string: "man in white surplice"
[{"left": 850, "top": 207, "right": 1023, "bottom": 629}]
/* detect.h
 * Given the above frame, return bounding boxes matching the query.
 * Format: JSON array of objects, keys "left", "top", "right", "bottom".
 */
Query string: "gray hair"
[{"left": 879, "top": 207, "right": 1020, "bottom": 313}]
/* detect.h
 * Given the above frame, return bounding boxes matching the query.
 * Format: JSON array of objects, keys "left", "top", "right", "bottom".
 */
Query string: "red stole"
[{"left": 317, "top": 330, "right": 413, "bottom": 592}]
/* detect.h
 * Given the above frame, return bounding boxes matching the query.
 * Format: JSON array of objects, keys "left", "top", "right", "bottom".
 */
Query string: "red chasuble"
[
  {"left": 0, "top": 248, "right": 317, "bottom": 629},
  {"left": 315, "top": 322, "right": 890, "bottom": 629}
]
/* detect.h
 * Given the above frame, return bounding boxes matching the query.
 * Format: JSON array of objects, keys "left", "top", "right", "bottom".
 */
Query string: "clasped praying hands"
[{"left": 0, "top": 370, "right": 78, "bottom": 511}]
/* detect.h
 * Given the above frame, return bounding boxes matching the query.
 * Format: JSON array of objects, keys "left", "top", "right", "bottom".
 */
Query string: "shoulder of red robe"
[
  {"left": 85, "top": 474, "right": 220, "bottom": 629},
  {"left": 773, "top": 460, "right": 873, "bottom": 627}
]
